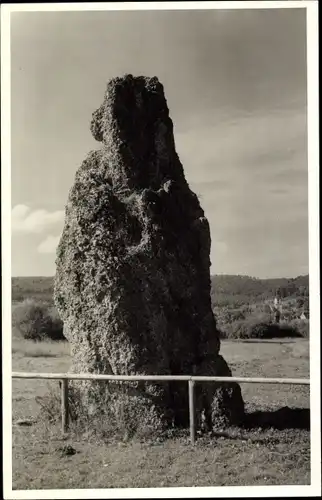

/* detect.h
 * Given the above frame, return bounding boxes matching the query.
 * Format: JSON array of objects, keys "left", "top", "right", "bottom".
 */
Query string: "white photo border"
[{"left": 1, "top": 2, "right": 320, "bottom": 498}]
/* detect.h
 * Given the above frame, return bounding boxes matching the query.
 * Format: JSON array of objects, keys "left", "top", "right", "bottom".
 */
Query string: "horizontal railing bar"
[
  {"left": 193, "top": 376, "right": 310, "bottom": 385},
  {"left": 11, "top": 372, "right": 310, "bottom": 385},
  {"left": 12, "top": 373, "right": 190, "bottom": 381}
]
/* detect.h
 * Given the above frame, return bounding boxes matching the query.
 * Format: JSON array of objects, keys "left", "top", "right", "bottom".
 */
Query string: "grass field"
[{"left": 11, "top": 337, "right": 310, "bottom": 489}]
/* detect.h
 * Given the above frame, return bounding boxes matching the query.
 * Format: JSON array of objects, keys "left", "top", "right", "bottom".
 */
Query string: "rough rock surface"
[{"left": 54, "top": 74, "right": 244, "bottom": 432}]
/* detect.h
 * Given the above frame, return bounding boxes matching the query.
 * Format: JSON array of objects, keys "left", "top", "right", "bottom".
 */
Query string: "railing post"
[
  {"left": 188, "top": 379, "right": 196, "bottom": 445},
  {"left": 61, "top": 378, "right": 69, "bottom": 434}
]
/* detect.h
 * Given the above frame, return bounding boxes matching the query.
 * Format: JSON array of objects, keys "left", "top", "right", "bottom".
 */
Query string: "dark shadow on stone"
[{"left": 241, "top": 407, "right": 310, "bottom": 430}]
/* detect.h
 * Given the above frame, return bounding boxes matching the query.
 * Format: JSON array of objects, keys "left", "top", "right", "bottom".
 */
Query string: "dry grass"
[
  {"left": 12, "top": 427, "right": 309, "bottom": 489},
  {"left": 12, "top": 337, "right": 69, "bottom": 359},
  {"left": 12, "top": 337, "right": 310, "bottom": 489}
]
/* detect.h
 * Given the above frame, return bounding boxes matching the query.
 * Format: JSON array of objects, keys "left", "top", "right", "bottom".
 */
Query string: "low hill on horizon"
[
  {"left": 211, "top": 274, "right": 309, "bottom": 307},
  {"left": 12, "top": 274, "right": 309, "bottom": 307}
]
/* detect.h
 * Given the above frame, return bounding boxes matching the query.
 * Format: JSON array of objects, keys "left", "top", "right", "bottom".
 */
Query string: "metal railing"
[{"left": 12, "top": 372, "right": 310, "bottom": 444}]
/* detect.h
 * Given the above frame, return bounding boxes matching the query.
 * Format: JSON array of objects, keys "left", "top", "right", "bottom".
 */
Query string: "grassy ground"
[{"left": 12, "top": 337, "right": 310, "bottom": 489}]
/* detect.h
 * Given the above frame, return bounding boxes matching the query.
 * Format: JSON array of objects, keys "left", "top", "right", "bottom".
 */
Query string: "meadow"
[
  {"left": 12, "top": 335, "right": 310, "bottom": 489},
  {"left": 10, "top": 275, "right": 311, "bottom": 489}
]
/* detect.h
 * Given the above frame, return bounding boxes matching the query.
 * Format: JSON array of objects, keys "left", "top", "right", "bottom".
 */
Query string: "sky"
[{"left": 10, "top": 7, "right": 308, "bottom": 278}]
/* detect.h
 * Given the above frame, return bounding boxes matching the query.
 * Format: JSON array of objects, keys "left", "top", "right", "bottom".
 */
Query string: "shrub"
[
  {"left": 47, "top": 305, "right": 65, "bottom": 339},
  {"left": 222, "top": 312, "right": 272, "bottom": 339},
  {"left": 248, "top": 322, "right": 302, "bottom": 339},
  {"left": 12, "top": 299, "right": 65, "bottom": 341},
  {"left": 220, "top": 316, "right": 305, "bottom": 340}
]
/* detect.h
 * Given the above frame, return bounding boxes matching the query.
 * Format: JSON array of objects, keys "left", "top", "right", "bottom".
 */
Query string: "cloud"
[
  {"left": 37, "top": 235, "right": 60, "bottom": 254},
  {"left": 12, "top": 204, "right": 64, "bottom": 234}
]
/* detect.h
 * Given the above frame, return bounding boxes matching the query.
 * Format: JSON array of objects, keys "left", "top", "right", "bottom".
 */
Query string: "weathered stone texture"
[{"left": 54, "top": 74, "right": 244, "bottom": 431}]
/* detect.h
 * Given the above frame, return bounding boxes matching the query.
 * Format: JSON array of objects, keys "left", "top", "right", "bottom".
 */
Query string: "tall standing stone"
[{"left": 54, "top": 75, "right": 244, "bottom": 432}]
